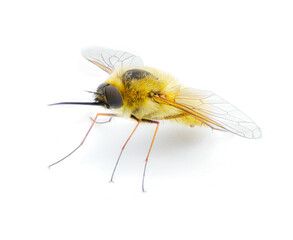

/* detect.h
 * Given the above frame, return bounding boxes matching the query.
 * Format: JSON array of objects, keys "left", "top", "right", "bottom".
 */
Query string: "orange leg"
[
  {"left": 142, "top": 120, "right": 159, "bottom": 192},
  {"left": 110, "top": 119, "right": 141, "bottom": 182},
  {"left": 48, "top": 113, "right": 116, "bottom": 169}
]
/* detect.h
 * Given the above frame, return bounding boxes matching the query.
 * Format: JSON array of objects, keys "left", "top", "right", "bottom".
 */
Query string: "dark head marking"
[{"left": 122, "top": 69, "right": 156, "bottom": 85}]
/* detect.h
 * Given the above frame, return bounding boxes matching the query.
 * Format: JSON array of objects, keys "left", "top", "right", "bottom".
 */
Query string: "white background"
[{"left": 1, "top": 0, "right": 292, "bottom": 239}]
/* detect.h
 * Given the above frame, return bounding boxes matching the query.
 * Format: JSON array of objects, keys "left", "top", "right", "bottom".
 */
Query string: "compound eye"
[
  {"left": 97, "top": 83, "right": 109, "bottom": 90},
  {"left": 105, "top": 85, "right": 123, "bottom": 109}
]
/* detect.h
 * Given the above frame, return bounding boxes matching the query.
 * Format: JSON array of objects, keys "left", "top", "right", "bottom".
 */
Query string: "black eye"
[
  {"left": 97, "top": 83, "right": 109, "bottom": 90},
  {"left": 105, "top": 85, "right": 123, "bottom": 109}
]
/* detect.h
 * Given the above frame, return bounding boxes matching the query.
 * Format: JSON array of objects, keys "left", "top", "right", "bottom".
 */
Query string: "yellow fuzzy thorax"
[
  {"left": 104, "top": 67, "right": 181, "bottom": 118},
  {"left": 102, "top": 66, "right": 205, "bottom": 127}
]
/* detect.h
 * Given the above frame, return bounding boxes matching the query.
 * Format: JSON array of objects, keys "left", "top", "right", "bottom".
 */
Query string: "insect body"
[{"left": 49, "top": 47, "right": 261, "bottom": 191}]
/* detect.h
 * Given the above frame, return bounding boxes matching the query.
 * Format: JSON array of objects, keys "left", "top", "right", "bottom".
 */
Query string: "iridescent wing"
[
  {"left": 153, "top": 88, "right": 261, "bottom": 139},
  {"left": 81, "top": 46, "right": 144, "bottom": 74}
]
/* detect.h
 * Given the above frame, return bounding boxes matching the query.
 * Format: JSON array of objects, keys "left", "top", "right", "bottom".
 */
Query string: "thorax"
[{"left": 105, "top": 67, "right": 182, "bottom": 120}]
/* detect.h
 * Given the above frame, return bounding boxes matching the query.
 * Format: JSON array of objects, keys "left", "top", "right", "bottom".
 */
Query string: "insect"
[{"left": 49, "top": 46, "right": 261, "bottom": 191}]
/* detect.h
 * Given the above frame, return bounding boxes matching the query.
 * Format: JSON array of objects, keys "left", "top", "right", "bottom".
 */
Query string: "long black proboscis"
[{"left": 48, "top": 102, "right": 103, "bottom": 106}]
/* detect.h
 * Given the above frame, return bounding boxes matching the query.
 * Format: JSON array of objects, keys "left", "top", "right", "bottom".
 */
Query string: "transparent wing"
[
  {"left": 153, "top": 88, "right": 261, "bottom": 139},
  {"left": 81, "top": 46, "right": 144, "bottom": 74},
  {"left": 175, "top": 88, "right": 261, "bottom": 139}
]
